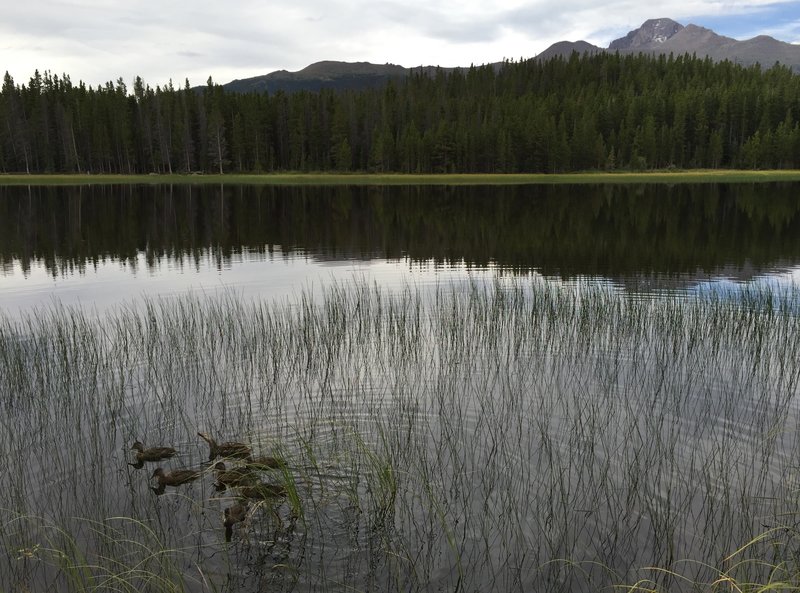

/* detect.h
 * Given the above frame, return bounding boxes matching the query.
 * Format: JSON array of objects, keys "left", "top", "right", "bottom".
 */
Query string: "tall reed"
[{"left": 1, "top": 279, "right": 800, "bottom": 592}]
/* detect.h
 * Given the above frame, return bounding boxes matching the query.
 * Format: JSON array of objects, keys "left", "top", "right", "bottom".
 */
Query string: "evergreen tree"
[{"left": 3, "top": 52, "right": 800, "bottom": 173}]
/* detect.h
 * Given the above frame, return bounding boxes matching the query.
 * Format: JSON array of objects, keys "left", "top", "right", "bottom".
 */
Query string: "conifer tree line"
[{"left": 2, "top": 51, "right": 800, "bottom": 174}]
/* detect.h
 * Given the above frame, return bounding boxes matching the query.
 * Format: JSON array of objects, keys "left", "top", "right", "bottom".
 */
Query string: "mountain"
[
  {"left": 224, "top": 61, "right": 407, "bottom": 94},
  {"left": 539, "top": 17, "right": 800, "bottom": 72},
  {"left": 609, "top": 18, "right": 684, "bottom": 50},
  {"left": 221, "top": 18, "right": 800, "bottom": 94},
  {"left": 535, "top": 40, "right": 601, "bottom": 63},
  {"left": 223, "top": 61, "right": 469, "bottom": 94}
]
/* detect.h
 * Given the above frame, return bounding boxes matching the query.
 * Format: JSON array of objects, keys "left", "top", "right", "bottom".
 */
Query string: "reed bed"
[{"left": 1, "top": 279, "right": 800, "bottom": 592}]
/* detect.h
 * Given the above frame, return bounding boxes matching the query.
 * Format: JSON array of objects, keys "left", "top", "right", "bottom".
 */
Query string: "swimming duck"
[
  {"left": 213, "top": 462, "right": 257, "bottom": 491},
  {"left": 130, "top": 441, "right": 177, "bottom": 465},
  {"left": 151, "top": 467, "right": 202, "bottom": 487},
  {"left": 239, "top": 482, "right": 287, "bottom": 500},
  {"left": 224, "top": 501, "right": 248, "bottom": 542},
  {"left": 197, "top": 432, "right": 252, "bottom": 461},
  {"left": 245, "top": 455, "right": 285, "bottom": 470}
]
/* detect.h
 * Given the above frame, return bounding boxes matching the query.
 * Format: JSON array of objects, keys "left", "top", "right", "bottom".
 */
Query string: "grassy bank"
[
  {"left": 2, "top": 281, "right": 800, "bottom": 592},
  {"left": 2, "top": 169, "right": 800, "bottom": 186}
]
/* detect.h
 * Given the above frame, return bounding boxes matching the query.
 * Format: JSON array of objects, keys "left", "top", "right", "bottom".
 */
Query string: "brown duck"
[
  {"left": 245, "top": 455, "right": 285, "bottom": 470},
  {"left": 239, "top": 482, "right": 287, "bottom": 500},
  {"left": 197, "top": 432, "right": 252, "bottom": 461},
  {"left": 224, "top": 501, "right": 248, "bottom": 542},
  {"left": 150, "top": 467, "right": 202, "bottom": 495},
  {"left": 213, "top": 462, "right": 257, "bottom": 491},
  {"left": 129, "top": 441, "right": 177, "bottom": 468}
]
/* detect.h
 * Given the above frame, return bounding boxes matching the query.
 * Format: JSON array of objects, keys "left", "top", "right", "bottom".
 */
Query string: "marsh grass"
[
  {"left": 1, "top": 512, "right": 195, "bottom": 593},
  {"left": 2, "top": 279, "right": 800, "bottom": 591}
]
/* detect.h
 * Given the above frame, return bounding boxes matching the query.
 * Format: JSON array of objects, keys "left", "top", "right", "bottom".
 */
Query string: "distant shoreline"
[{"left": 2, "top": 170, "right": 800, "bottom": 186}]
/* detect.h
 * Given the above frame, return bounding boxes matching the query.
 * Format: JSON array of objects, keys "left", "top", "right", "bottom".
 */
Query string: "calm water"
[
  {"left": 3, "top": 183, "right": 800, "bottom": 593},
  {"left": 2, "top": 183, "right": 800, "bottom": 312}
]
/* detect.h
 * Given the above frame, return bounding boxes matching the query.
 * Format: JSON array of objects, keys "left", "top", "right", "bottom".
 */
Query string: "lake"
[
  {"left": 2, "top": 183, "right": 800, "bottom": 593},
  {"left": 3, "top": 183, "right": 800, "bottom": 312}
]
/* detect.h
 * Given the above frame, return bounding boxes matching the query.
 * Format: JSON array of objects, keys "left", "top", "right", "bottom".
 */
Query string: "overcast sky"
[{"left": 3, "top": 0, "right": 799, "bottom": 89}]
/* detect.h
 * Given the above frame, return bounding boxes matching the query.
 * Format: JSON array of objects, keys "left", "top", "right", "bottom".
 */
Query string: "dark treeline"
[
  {"left": 3, "top": 183, "right": 800, "bottom": 280},
  {"left": 2, "top": 52, "right": 800, "bottom": 174}
]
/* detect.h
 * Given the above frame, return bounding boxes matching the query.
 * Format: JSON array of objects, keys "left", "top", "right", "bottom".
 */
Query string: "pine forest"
[{"left": 2, "top": 51, "right": 800, "bottom": 175}]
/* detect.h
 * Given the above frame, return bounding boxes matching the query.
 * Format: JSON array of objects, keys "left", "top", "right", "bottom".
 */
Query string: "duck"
[
  {"left": 244, "top": 455, "right": 285, "bottom": 470},
  {"left": 151, "top": 467, "right": 202, "bottom": 488},
  {"left": 239, "top": 482, "right": 287, "bottom": 500},
  {"left": 213, "top": 461, "right": 257, "bottom": 491},
  {"left": 197, "top": 432, "right": 252, "bottom": 461},
  {"left": 130, "top": 441, "right": 177, "bottom": 466},
  {"left": 223, "top": 501, "right": 248, "bottom": 542}
]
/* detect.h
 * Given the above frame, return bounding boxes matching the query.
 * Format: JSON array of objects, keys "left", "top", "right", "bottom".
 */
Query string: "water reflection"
[{"left": 2, "top": 183, "right": 800, "bottom": 311}]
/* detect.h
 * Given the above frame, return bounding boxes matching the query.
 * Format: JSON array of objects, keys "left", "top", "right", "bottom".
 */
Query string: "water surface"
[
  {"left": 3, "top": 183, "right": 800, "bottom": 592},
  {"left": 2, "top": 183, "right": 800, "bottom": 312}
]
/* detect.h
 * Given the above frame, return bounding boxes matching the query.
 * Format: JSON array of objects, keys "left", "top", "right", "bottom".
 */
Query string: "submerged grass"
[{"left": 2, "top": 280, "right": 800, "bottom": 591}]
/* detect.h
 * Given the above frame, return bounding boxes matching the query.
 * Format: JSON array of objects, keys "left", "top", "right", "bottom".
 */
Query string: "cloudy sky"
[{"left": 3, "top": 0, "right": 799, "bottom": 89}]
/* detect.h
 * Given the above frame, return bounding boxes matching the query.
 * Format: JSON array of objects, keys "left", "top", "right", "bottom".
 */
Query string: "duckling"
[
  {"left": 129, "top": 441, "right": 177, "bottom": 468},
  {"left": 245, "top": 455, "right": 285, "bottom": 470},
  {"left": 151, "top": 467, "right": 202, "bottom": 488},
  {"left": 239, "top": 482, "right": 287, "bottom": 500},
  {"left": 213, "top": 461, "right": 257, "bottom": 491},
  {"left": 223, "top": 501, "right": 248, "bottom": 542},
  {"left": 197, "top": 432, "right": 252, "bottom": 461}
]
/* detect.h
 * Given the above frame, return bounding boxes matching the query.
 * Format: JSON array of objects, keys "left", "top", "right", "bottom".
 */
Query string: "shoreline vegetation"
[{"left": 2, "top": 169, "right": 800, "bottom": 185}]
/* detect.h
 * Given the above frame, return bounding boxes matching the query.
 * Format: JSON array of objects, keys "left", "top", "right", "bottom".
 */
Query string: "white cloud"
[
  {"left": 745, "top": 19, "right": 800, "bottom": 42},
  {"left": 0, "top": 0, "right": 796, "bottom": 88}
]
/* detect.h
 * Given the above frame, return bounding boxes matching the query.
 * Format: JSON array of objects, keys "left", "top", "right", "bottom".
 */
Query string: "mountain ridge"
[
  {"left": 221, "top": 18, "right": 800, "bottom": 94},
  {"left": 609, "top": 18, "right": 685, "bottom": 50},
  {"left": 541, "top": 18, "right": 800, "bottom": 71},
  {"left": 223, "top": 60, "right": 489, "bottom": 94}
]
